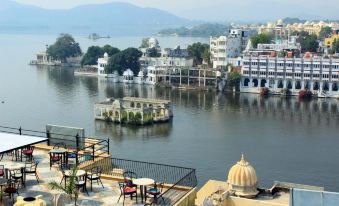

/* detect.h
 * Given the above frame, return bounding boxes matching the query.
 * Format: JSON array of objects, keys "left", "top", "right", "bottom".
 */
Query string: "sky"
[{"left": 14, "top": 0, "right": 339, "bottom": 21}]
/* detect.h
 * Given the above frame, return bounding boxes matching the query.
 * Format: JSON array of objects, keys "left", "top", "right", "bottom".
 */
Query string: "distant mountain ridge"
[{"left": 0, "top": 0, "right": 190, "bottom": 35}]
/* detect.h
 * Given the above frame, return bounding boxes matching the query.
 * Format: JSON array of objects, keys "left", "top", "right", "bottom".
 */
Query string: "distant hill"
[
  {"left": 0, "top": 0, "right": 190, "bottom": 35},
  {"left": 158, "top": 23, "right": 230, "bottom": 37}
]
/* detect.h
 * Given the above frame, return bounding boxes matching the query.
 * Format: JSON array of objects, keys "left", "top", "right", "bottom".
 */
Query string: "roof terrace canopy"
[{"left": 0, "top": 132, "right": 47, "bottom": 154}]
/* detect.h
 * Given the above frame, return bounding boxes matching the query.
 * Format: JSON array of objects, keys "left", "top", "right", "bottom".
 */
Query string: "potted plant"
[{"left": 48, "top": 167, "right": 79, "bottom": 206}]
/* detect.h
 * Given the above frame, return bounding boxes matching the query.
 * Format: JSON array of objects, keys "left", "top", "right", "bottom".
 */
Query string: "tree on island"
[
  {"left": 187, "top": 42, "right": 210, "bottom": 66},
  {"left": 318, "top": 26, "right": 333, "bottom": 40},
  {"left": 250, "top": 33, "right": 273, "bottom": 48},
  {"left": 105, "top": 48, "right": 142, "bottom": 75},
  {"left": 47, "top": 33, "right": 82, "bottom": 63},
  {"left": 81, "top": 45, "right": 120, "bottom": 67}
]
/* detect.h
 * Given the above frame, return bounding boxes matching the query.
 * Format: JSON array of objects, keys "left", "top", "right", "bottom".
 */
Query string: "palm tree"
[{"left": 48, "top": 166, "right": 79, "bottom": 206}]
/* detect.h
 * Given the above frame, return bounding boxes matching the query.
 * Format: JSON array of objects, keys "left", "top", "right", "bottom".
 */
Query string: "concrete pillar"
[
  {"left": 249, "top": 78, "right": 253, "bottom": 88},
  {"left": 319, "top": 82, "right": 323, "bottom": 92},
  {"left": 188, "top": 69, "right": 190, "bottom": 86},
  {"left": 258, "top": 79, "right": 261, "bottom": 88},
  {"left": 310, "top": 82, "right": 314, "bottom": 91},
  {"left": 283, "top": 80, "right": 287, "bottom": 89},
  {"left": 274, "top": 80, "right": 278, "bottom": 90},
  {"left": 329, "top": 82, "right": 333, "bottom": 92},
  {"left": 292, "top": 80, "right": 296, "bottom": 91},
  {"left": 301, "top": 81, "right": 305, "bottom": 90},
  {"left": 199, "top": 70, "right": 201, "bottom": 87},
  {"left": 204, "top": 70, "right": 206, "bottom": 87},
  {"left": 179, "top": 68, "right": 182, "bottom": 85}
]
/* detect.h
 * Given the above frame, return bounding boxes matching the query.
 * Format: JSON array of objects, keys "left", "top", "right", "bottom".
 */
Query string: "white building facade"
[
  {"left": 210, "top": 29, "right": 249, "bottom": 69},
  {"left": 241, "top": 56, "right": 339, "bottom": 97}
]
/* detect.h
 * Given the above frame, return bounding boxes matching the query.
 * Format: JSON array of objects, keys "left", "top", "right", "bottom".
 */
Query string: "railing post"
[
  {"left": 46, "top": 130, "right": 50, "bottom": 146},
  {"left": 75, "top": 133, "right": 80, "bottom": 151},
  {"left": 107, "top": 138, "right": 110, "bottom": 155},
  {"left": 19, "top": 126, "right": 22, "bottom": 135},
  {"left": 92, "top": 145, "right": 95, "bottom": 161}
]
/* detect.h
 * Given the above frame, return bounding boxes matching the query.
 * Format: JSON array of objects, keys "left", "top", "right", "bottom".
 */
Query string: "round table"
[
  {"left": 64, "top": 169, "right": 86, "bottom": 177},
  {"left": 133, "top": 178, "right": 155, "bottom": 203},
  {"left": 0, "top": 162, "right": 25, "bottom": 170}
]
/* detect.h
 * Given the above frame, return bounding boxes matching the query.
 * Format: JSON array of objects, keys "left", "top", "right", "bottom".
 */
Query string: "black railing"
[
  {"left": 80, "top": 156, "right": 197, "bottom": 206},
  {"left": 0, "top": 125, "right": 110, "bottom": 157}
]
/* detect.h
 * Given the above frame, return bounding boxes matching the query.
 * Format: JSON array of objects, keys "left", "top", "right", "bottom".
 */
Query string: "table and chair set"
[
  {"left": 118, "top": 171, "right": 165, "bottom": 205},
  {"left": 0, "top": 145, "right": 40, "bottom": 203}
]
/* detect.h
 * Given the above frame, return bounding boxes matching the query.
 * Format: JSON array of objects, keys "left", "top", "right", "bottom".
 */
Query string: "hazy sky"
[{"left": 14, "top": 0, "right": 339, "bottom": 21}]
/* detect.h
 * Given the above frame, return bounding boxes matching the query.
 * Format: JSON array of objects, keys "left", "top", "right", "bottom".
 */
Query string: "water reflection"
[{"left": 94, "top": 120, "right": 172, "bottom": 142}]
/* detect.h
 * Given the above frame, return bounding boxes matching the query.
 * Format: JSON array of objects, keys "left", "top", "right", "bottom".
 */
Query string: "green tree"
[
  {"left": 250, "top": 33, "right": 273, "bottom": 48},
  {"left": 319, "top": 26, "right": 332, "bottom": 40},
  {"left": 81, "top": 46, "right": 103, "bottom": 66},
  {"left": 301, "top": 34, "right": 319, "bottom": 52},
  {"left": 105, "top": 48, "right": 142, "bottom": 75},
  {"left": 81, "top": 45, "right": 120, "bottom": 67},
  {"left": 227, "top": 71, "right": 241, "bottom": 87},
  {"left": 140, "top": 37, "right": 150, "bottom": 48},
  {"left": 187, "top": 42, "right": 210, "bottom": 66},
  {"left": 47, "top": 33, "right": 82, "bottom": 63},
  {"left": 203, "top": 49, "right": 211, "bottom": 65},
  {"left": 102, "top": 45, "right": 120, "bottom": 56},
  {"left": 331, "top": 39, "right": 339, "bottom": 54}
]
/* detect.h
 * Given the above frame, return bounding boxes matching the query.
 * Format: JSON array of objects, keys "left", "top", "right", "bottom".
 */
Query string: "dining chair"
[
  {"left": 117, "top": 182, "right": 137, "bottom": 205},
  {"left": 24, "top": 161, "right": 39, "bottom": 183},
  {"left": 146, "top": 182, "right": 165, "bottom": 203},
  {"left": 0, "top": 165, "right": 4, "bottom": 178},
  {"left": 123, "top": 171, "right": 138, "bottom": 188},
  {"left": 4, "top": 180, "right": 20, "bottom": 204},
  {"left": 86, "top": 166, "right": 104, "bottom": 191},
  {"left": 75, "top": 173, "right": 88, "bottom": 196},
  {"left": 53, "top": 143, "right": 66, "bottom": 149},
  {"left": 22, "top": 146, "right": 35, "bottom": 161},
  {"left": 10, "top": 169, "right": 24, "bottom": 187}
]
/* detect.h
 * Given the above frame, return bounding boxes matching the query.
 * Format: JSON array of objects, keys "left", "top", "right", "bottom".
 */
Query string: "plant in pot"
[{"left": 48, "top": 166, "right": 79, "bottom": 206}]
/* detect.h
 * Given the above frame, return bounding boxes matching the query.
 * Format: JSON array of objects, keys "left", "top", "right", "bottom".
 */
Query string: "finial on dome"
[{"left": 241, "top": 153, "right": 244, "bottom": 161}]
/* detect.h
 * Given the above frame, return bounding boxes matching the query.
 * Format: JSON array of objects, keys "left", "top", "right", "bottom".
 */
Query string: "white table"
[
  {"left": 64, "top": 169, "right": 86, "bottom": 177},
  {"left": 0, "top": 161, "right": 26, "bottom": 186},
  {"left": 133, "top": 178, "right": 155, "bottom": 203}
]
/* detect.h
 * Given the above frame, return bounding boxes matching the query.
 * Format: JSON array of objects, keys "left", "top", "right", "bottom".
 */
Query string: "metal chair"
[
  {"left": 86, "top": 166, "right": 104, "bottom": 191},
  {"left": 0, "top": 165, "right": 4, "bottom": 178},
  {"left": 3, "top": 180, "right": 20, "bottom": 204},
  {"left": 146, "top": 182, "right": 165, "bottom": 203},
  {"left": 75, "top": 173, "right": 88, "bottom": 196},
  {"left": 24, "top": 161, "right": 39, "bottom": 183},
  {"left": 22, "top": 146, "right": 35, "bottom": 161},
  {"left": 123, "top": 171, "right": 138, "bottom": 188},
  {"left": 10, "top": 169, "right": 24, "bottom": 187},
  {"left": 117, "top": 182, "right": 137, "bottom": 205}
]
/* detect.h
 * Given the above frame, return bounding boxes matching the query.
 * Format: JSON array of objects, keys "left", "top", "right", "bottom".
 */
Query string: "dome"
[
  {"left": 123, "top": 69, "right": 134, "bottom": 76},
  {"left": 227, "top": 154, "right": 258, "bottom": 198},
  {"left": 277, "top": 19, "right": 284, "bottom": 26}
]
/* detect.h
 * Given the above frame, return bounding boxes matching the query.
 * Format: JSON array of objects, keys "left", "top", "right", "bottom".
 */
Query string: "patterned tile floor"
[{"left": 0, "top": 149, "right": 142, "bottom": 206}]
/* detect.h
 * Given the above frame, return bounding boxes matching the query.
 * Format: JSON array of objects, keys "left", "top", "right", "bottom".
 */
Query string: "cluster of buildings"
[
  {"left": 208, "top": 19, "right": 339, "bottom": 98},
  {"left": 95, "top": 37, "right": 222, "bottom": 89}
]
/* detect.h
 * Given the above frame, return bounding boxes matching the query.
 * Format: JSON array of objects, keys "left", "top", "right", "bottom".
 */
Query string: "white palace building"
[{"left": 241, "top": 55, "right": 339, "bottom": 97}]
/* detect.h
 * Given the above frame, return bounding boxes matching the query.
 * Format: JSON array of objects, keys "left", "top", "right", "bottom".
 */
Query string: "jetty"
[{"left": 94, "top": 97, "right": 173, "bottom": 125}]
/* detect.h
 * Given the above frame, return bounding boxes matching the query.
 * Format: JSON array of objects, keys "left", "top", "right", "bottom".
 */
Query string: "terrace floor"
[{"left": 0, "top": 149, "right": 187, "bottom": 206}]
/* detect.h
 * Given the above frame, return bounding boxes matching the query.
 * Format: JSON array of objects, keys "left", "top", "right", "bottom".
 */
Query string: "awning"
[{"left": 0, "top": 132, "right": 47, "bottom": 154}]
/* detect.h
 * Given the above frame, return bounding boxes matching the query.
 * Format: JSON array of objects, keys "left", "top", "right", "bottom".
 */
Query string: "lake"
[{"left": 0, "top": 34, "right": 338, "bottom": 190}]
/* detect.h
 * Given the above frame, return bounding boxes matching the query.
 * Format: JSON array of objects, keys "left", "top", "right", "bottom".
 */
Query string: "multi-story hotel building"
[{"left": 241, "top": 55, "right": 339, "bottom": 97}]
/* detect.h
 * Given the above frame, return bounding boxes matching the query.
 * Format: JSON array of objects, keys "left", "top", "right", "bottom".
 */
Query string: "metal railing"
[
  {"left": 0, "top": 125, "right": 110, "bottom": 160},
  {"left": 80, "top": 156, "right": 197, "bottom": 206}
]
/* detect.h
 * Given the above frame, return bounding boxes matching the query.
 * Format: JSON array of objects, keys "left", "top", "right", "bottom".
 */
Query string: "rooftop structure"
[{"left": 196, "top": 155, "right": 329, "bottom": 206}]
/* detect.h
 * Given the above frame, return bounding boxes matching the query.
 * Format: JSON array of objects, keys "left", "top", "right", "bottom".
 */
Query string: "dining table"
[{"left": 133, "top": 178, "right": 155, "bottom": 203}]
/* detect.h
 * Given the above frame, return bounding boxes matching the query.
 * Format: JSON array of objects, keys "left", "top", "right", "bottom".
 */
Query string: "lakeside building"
[
  {"left": 258, "top": 19, "right": 339, "bottom": 37},
  {"left": 240, "top": 55, "right": 339, "bottom": 97},
  {"left": 210, "top": 29, "right": 250, "bottom": 69},
  {"left": 94, "top": 97, "right": 173, "bottom": 124},
  {"left": 196, "top": 155, "right": 339, "bottom": 206},
  {"left": 324, "top": 32, "right": 339, "bottom": 49},
  {"left": 29, "top": 52, "right": 62, "bottom": 66}
]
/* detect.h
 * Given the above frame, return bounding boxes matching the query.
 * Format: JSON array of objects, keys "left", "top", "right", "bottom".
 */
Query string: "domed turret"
[
  {"left": 103, "top": 52, "right": 109, "bottom": 60},
  {"left": 227, "top": 154, "right": 259, "bottom": 198}
]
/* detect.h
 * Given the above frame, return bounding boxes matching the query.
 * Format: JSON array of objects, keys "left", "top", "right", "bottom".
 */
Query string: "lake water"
[{"left": 0, "top": 34, "right": 339, "bottom": 190}]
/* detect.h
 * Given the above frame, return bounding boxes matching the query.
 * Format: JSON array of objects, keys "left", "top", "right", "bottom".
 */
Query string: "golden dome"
[{"left": 227, "top": 154, "right": 258, "bottom": 197}]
